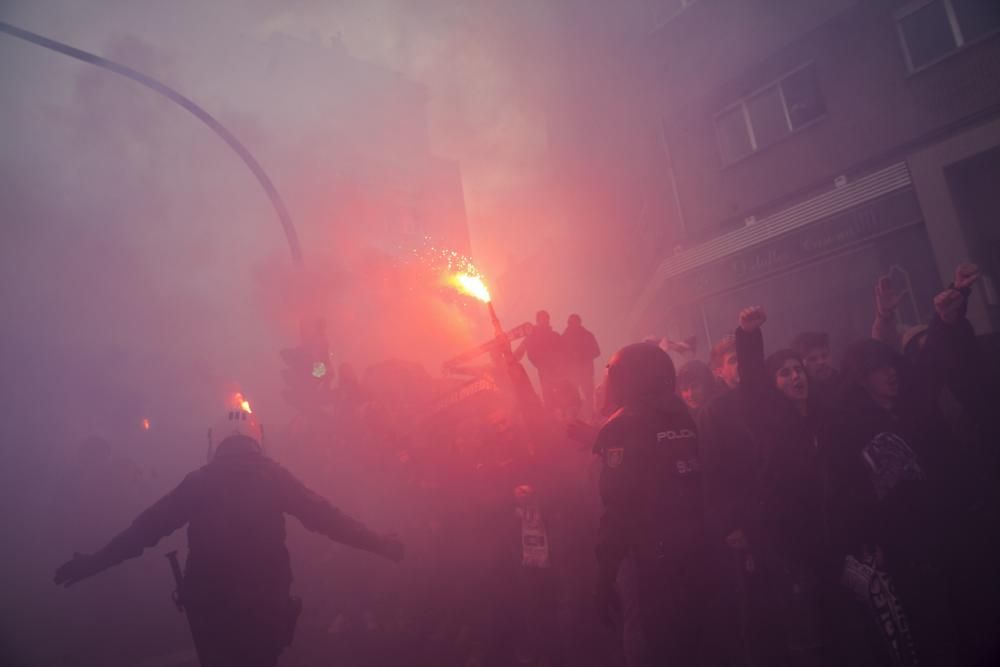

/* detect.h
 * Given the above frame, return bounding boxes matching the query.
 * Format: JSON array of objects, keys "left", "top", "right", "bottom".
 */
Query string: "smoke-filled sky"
[
  {"left": 0, "top": 7, "right": 639, "bottom": 663},
  {"left": 0, "top": 0, "right": 609, "bottom": 456}
]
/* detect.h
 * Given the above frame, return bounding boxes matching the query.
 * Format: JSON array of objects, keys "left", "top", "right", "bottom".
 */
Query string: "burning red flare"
[
  {"left": 452, "top": 272, "right": 491, "bottom": 303},
  {"left": 412, "top": 241, "right": 493, "bottom": 303},
  {"left": 234, "top": 392, "right": 252, "bottom": 414},
  {"left": 141, "top": 418, "right": 150, "bottom": 431}
]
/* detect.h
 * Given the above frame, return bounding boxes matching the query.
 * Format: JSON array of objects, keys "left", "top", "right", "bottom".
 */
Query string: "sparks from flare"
[{"left": 410, "top": 240, "right": 493, "bottom": 304}]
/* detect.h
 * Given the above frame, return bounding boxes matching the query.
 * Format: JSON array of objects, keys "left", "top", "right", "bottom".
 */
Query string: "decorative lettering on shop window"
[{"left": 664, "top": 189, "right": 923, "bottom": 301}]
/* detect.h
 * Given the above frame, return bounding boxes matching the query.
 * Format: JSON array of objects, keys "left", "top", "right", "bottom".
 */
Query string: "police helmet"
[
  {"left": 208, "top": 407, "right": 262, "bottom": 460},
  {"left": 605, "top": 342, "right": 676, "bottom": 409}
]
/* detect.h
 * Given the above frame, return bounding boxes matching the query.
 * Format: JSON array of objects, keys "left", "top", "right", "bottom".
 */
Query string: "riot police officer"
[
  {"left": 54, "top": 404, "right": 403, "bottom": 667},
  {"left": 593, "top": 343, "right": 709, "bottom": 666}
]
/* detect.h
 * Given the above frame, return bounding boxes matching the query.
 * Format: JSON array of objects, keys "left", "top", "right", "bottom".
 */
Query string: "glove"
[
  {"left": 54, "top": 552, "right": 107, "bottom": 587},
  {"left": 595, "top": 576, "right": 621, "bottom": 629},
  {"left": 379, "top": 534, "right": 405, "bottom": 563}
]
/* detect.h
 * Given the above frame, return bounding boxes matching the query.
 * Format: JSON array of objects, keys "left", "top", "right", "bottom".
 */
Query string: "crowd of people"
[
  {"left": 39, "top": 262, "right": 1000, "bottom": 667},
  {"left": 590, "top": 263, "right": 1000, "bottom": 667}
]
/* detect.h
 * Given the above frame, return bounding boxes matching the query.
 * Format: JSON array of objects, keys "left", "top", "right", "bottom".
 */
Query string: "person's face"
[
  {"left": 774, "top": 358, "right": 809, "bottom": 402},
  {"left": 803, "top": 346, "right": 835, "bottom": 381},
  {"left": 537, "top": 313, "right": 550, "bottom": 327},
  {"left": 680, "top": 381, "right": 708, "bottom": 410},
  {"left": 863, "top": 365, "right": 899, "bottom": 404},
  {"left": 715, "top": 351, "right": 740, "bottom": 389}
]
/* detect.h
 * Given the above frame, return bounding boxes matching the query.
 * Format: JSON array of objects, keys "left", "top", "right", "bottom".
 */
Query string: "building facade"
[{"left": 628, "top": 0, "right": 1000, "bottom": 354}]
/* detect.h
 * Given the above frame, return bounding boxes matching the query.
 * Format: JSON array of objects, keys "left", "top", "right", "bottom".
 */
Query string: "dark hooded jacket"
[
  {"left": 93, "top": 437, "right": 386, "bottom": 599},
  {"left": 698, "top": 382, "right": 758, "bottom": 548},
  {"left": 734, "top": 328, "right": 827, "bottom": 574},
  {"left": 823, "top": 307, "right": 977, "bottom": 570}
]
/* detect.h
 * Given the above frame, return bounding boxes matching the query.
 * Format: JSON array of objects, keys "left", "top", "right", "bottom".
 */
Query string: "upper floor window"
[
  {"left": 714, "top": 64, "right": 827, "bottom": 165},
  {"left": 896, "top": 0, "right": 1000, "bottom": 72}
]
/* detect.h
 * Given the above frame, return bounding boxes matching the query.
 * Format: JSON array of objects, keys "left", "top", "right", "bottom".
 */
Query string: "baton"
[{"left": 165, "top": 550, "right": 206, "bottom": 666}]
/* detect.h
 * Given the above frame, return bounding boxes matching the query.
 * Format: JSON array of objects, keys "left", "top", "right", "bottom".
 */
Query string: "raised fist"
[
  {"left": 875, "top": 275, "right": 908, "bottom": 317},
  {"left": 933, "top": 288, "right": 964, "bottom": 324},
  {"left": 953, "top": 263, "right": 981, "bottom": 291},
  {"left": 738, "top": 306, "right": 767, "bottom": 333}
]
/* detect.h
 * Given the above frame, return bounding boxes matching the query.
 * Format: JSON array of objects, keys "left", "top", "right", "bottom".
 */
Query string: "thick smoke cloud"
[
  {"left": 0, "top": 0, "right": 563, "bottom": 432},
  {"left": 0, "top": 2, "right": 594, "bottom": 663}
]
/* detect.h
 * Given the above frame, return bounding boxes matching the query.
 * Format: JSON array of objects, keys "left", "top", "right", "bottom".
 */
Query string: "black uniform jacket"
[
  {"left": 594, "top": 396, "right": 705, "bottom": 578},
  {"left": 95, "top": 446, "right": 384, "bottom": 597}
]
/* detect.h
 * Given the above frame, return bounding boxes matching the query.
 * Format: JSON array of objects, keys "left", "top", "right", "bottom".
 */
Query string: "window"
[
  {"left": 781, "top": 66, "right": 827, "bottom": 127},
  {"left": 747, "top": 87, "right": 789, "bottom": 148},
  {"left": 716, "top": 107, "right": 754, "bottom": 161},
  {"left": 897, "top": 0, "right": 1000, "bottom": 72},
  {"left": 953, "top": 0, "right": 1000, "bottom": 41},
  {"left": 713, "top": 64, "right": 827, "bottom": 164}
]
